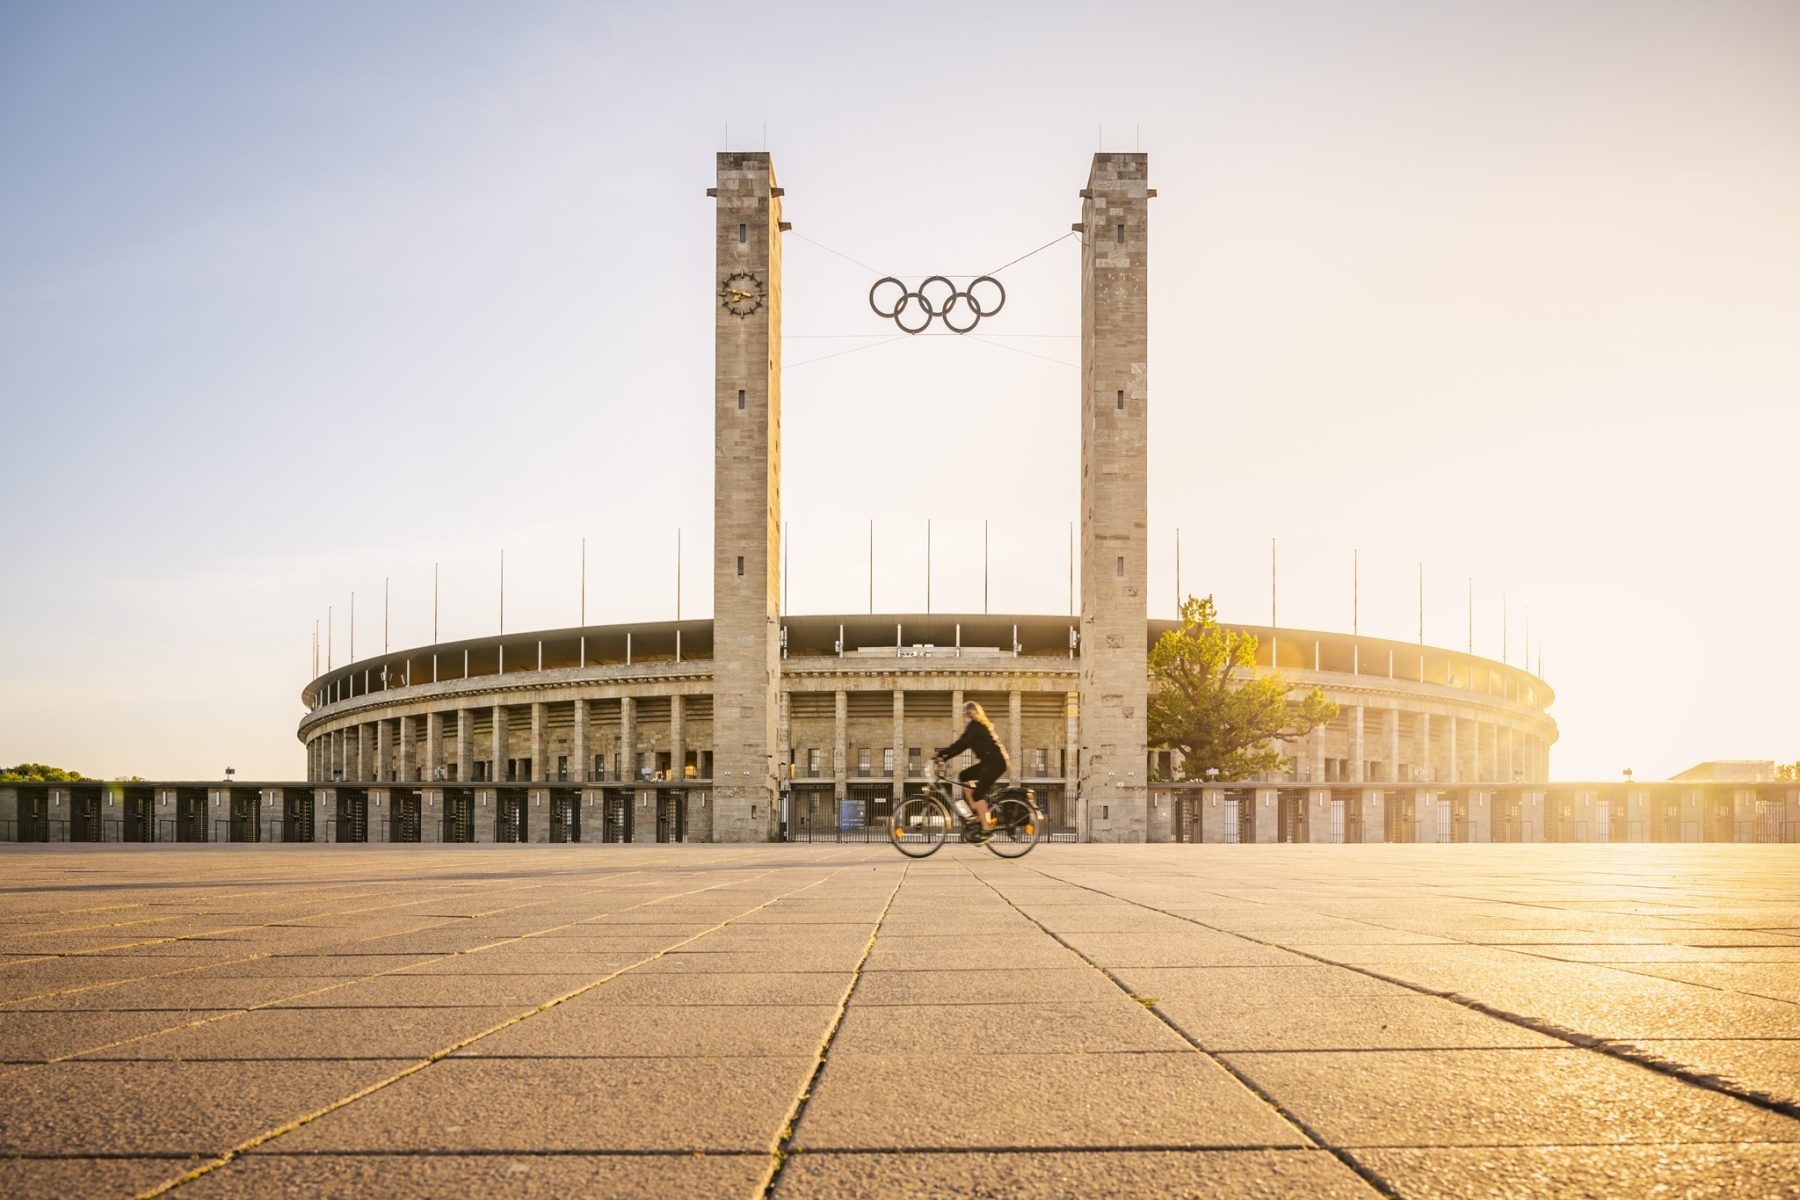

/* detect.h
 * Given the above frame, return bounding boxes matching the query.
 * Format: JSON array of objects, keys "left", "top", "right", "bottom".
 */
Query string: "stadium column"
[
  {"left": 376, "top": 721, "right": 391, "bottom": 783},
  {"left": 1077, "top": 151, "right": 1150, "bottom": 843},
  {"left": 492, "top": 705, "right": 509, "bottom": 782},
  {"left": 1008, "top": 691, "right": 1023, "bottom": 785},
  {"left": 891, "top": 692, "right": 905, "bottom": 800},
  {"left": 455, "top": 710, "right": 472, "bottom": 783},
  {"left": 572, "top": 700, "right": 589, "bottom": 783},
  {"left": 1385, "top": 708, "right": 1401, "bottom": 783},
  {"left": 530, "top": 702, "right": 547, "bottom": 782},
  {"left": 425, "top": 712, "right": 441, "bottom": 782},
  {"left": 398, "top": 716, "right": 415, "bottom": 782},
  {"left": 1348, "top": 706, "right": 1364, "bottom": 782},
  {"left": 1447, "top": 716, "right": 1459, "bottom": 784},
  {"left": 621, "top": 697, "right": 637, "bottom": 782},
  {"left": 833, "top": 691, "right": 847, "bottom": 805},
  {"left": 356, "top": 725, "right": 371, "bottom": 782},
  {"left": 671, "top": 694, "right": 686, "bottom": 780},
  {"left": 710, "top": 150, "right": 783, "bottom": 842}
]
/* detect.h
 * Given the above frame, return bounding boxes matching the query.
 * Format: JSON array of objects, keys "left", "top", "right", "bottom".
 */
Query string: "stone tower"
[
  {"left": 1077, "top": 152, "right": 1150, "bottom": 842},
  {"left": 709, "top": 152, "right": 784, "bottom": 841}
]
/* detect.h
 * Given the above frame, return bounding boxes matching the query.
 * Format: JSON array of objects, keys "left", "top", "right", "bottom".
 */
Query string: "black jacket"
[{"left": 938, "top": 719, "right": 1009, "bottom": 768}]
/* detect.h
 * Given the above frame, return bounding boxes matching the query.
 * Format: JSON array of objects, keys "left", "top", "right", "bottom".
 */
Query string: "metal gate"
[
  {"left": 601, "top": 789, "right": 631, "bottom": 842},
  {"left": 1176, "top": 794, "right": 1203, "bottom": 843},
  {"left": 443, "top": 788, "right": 475, "bottom": 843},
  {"left": 1329, "top": 800, "right": 1346, "bottom": 844},
  {"left": 16, "top": 791, "right": 49, "bottom": 842},
  {"left": 282, "top": 790, "right": 314, "bottom": 843},
  {"left": 174, "top": 789, "right": 208, "bottom": 842},
  {"left": 790, "top": 784, "right": 839, "bottom": 842},
  {"left": 228, "top": 793, "right": 259, "bottom": 842},
  {"left": 1224, "top": 799, "right": 1240, "bottom": 843},
  {"left": 70, "top": 787, "right": 103, "bottom": 842},
  {"left": 550, "top": 792, "right": 581, "bottom": 843},
  {"left": 656, "top": 792, "right": 685, "bottom": 843},
  {"left": 334, "top": 788, "right": 368, "bottom": 843},
  {"left": 390, "top": 794, "right": 422, "bottom": 843},
  {"left": 123, "top": 790, "right": 154, "bottom": 842},
  {"left": 495, "top": 791, "right": 526, "bottom": 843}
]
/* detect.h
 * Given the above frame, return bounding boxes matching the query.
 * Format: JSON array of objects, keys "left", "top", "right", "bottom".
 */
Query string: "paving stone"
[
  {"left": 795, "top": 1051, "right": 1307, "bottom": 1150},
  {"left": 0, "top": 1059, "right": 411, "bottom": 1154},
  {"left": 1221, "top": 1048, "right": 1800, "bottom": 1147},
  {"left": 833, "top": 1000, "right": 1180, "bottom": 1055},
  {"left": 853, "top": 968, "right": 1123, "bottom": 1006},
  {"left": 0, "top": 1008, "right": 231, "bottom": 1061},
  {"left": 1054, "top": 930, "right": 1311, "bottom": 968},
  {"left": 276, "top": 1057, "right": 814, "bottom": 1153},
  {"left": 468, "top": 1001, "right": 837, "bottom": 1057},
  {"left": 863, "top": 934, "right": 1076, "bottom": 972},
  {"left": 1608, "top": 1038, "right": 1800, "bottom": 1107},
  {"left": 1110, "top": 965, "right": 1417, "bottom": 1003},
  {"left": 79, "top": 1005, "right": 525, "bottom": 1060},
  {"left": 264, "top": 973, "right": 598, "bottom": 1007},
  {"left": 1151, "top": 995, "right": 1560, "bottom": 1052},
  {"left": 176, "top": 1151, "right": 771, "bottom": 1198},
  {"left": 1353, "top": 1145, "right": 1800, "bottom": 1199},
  {"left": 2, "top": 976, "right": 347, "bottom": 1011},
  {"left": 777, "top": 1149, "right": 1371, "bottom": 1198},
  {"left": 0, "top": 1156, "right": 209, "bottom": 1200}
]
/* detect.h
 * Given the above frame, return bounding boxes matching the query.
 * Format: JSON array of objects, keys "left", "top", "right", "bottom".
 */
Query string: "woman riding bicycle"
[{"left": 934, "top": 701, "right": 1010, "bottom": 837}]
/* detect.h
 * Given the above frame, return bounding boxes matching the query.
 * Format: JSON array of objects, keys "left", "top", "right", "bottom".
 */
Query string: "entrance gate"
[
  {"left": 122, "top": 788, "right": 154, "bottom": 842},
  {"left": 442, "top": 788, "right": 475, "bottom": 843},
  {"left": 495, "top": 790, "right": 526, "bottom": 843},
  {"left": 390, "top": 793, "right": 422, "bottom": 843},
  {"left": 334, "top": 788, "right": 368, "bottom": 843},
  {"left": 70, "top": 786, "right": 103, "bottom": 842},
  {"left": 656, "top": 792, "right": 685, "bottom": 843},
  {"left": 601, "top": 789, "right": 631, "bottom": 842},
  {"left": 1176, "top": 793, "right": 1203, "bottom": 843},
  {"left": 15, "top": 791, "right": 49, "bottom": 842},
  {"left": 170, "top": 789, "right": 208, "bottom": 842},
  {"left": 227, "top": 792, "right": 258, "bottom": 842},
  {"left": 282, "top": 789, "right": 314, "bottom": 843},
  {"left": 790, "top": 784, "right": 838, "bottom": 842},
  {"left": 549, "top": 791, "right": 581, "bottom": 843}
]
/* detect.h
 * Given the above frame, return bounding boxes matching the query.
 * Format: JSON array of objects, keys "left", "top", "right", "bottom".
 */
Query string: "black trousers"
[{"left": 959, "top": 758, "right": 1007, "bottom": 805}]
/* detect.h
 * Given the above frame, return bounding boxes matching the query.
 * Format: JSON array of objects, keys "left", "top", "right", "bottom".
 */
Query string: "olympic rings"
[{"left": 868, "top": 274, "right": 1006, "bottom": 334}]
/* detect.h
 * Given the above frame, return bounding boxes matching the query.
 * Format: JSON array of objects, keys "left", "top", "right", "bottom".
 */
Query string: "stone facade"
[
  {"left": 710, "top": 152, "right": 783, "bottom": 841},
  {"left": 1078, "top": 152, "right": 1151, "bottom": 842}
]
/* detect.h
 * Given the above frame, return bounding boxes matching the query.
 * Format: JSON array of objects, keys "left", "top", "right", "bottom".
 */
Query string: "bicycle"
[{"left": 889, "top": 758, "right": 1044, "bottom": 859}]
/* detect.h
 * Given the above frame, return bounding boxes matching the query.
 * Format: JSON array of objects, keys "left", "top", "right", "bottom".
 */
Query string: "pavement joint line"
[
  {"left": 10, "top": 865, "right": 751, "bottom": 1066},
  {"left": 130, "top": 865, "right": 835, "bottom": 1199},
  {"left": 761, "top": 861, "right": 907, "bottom": 1198},
  {"left": 1019, "top": 864, "right": 1800, "bottom": 1131},
  {"left": 964, "top": 861, "right": 1398, "bottom": 1200}
]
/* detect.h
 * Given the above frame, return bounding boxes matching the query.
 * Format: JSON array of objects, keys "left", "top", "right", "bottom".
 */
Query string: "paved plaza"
[{"left": 2, "top": 845, "right": 1799, "bottom": 1198}]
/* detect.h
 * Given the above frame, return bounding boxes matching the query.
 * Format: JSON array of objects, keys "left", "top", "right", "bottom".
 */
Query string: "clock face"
[{"left": 720, "top": 271, "right": 764, "bottom": 317}]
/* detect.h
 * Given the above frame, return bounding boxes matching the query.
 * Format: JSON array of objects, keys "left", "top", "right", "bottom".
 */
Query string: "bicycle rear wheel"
[
  {"left": 984, "top": 792, "right": 1044, "bottom": 859},
  {"left": 890, "top": 795, "right": 952, "bottom": 858}
]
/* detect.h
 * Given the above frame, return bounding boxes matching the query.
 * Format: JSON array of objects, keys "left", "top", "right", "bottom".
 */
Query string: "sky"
[{"left": 1, "top": 0, "right": 1796, "bottom": 781}]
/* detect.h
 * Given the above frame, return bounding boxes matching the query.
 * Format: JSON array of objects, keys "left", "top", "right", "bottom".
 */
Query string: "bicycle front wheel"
[
  {"left": 890, "top": 794, "right": 952, "bottom": 858},
  {"left": 985, "top": 793, "right": 1044, "bottom": 859}
]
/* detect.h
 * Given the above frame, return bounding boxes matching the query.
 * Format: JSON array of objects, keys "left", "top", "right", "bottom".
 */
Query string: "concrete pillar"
[
  {"left": 1348, "top": 705, "right": 1364, "bottom": 782},
  {"left": 892, "top": 690, "right": 905, "bottom": 800},
  {"left": 1251, "top": 788, "right": 1279, "bottom": 843},
  {"left": 1311, "top": 723, "right": 1327, "bottom": 783},
  {"left": 376, "top": 720, "right": 393, "bottom": 783},
  {"left": 777, "top": 690, "right": 791, "bottom": 788},
  {"left": 670, "top": 694, "right": 686, "bottom": 782},
  {"left": 1415, "top": 713, "right": 1431, "bottom": 783},
  {"left": 1008, "top": 690, "right": 1023, "bottom": 785},
  {"left": 1077, "top": 151, "right": 1150, "bottom": 844},
  {"left": 528, "top": 788, "right": 550, "bottom": 843},
  {"left": 631, "top": 784, "right": 658, "bottom": 843},
  {"left": 475, "top": 787, "right": 497, "bottom": 843},
  {"left": 425, "top": 712, "right": 442, "bottom": 782},
  {"left": 572, "top": 700, "right": 589, "bottom": 783},
  {"left": 356, "top": 724, "right": 371, "bottom": 781},
  {"left": 1064, "top": 692, "right": 1079, "bottom": 823},
  {"left": 530, "top": 702, "right": 547, "bottom": 782},
  {"left": 1359, "top": 790, "right": 1384, "bottom": 844},
  {"left": 1504, "top": 725, "right": 1515, "bottom": 782},
  {"left": 492, "top": 705, "right": 510, "bottom": 782},
  {"left": 709, "top": 150, "right": 783, "bottom": 842},
  {"left": 1307, "top": 787, "right": 1335, "bottom": 843},
  {"left": 455, "top": 709, "right": 472, "bottom": 783},
  {"left": 398, "top": 716, "right": 416, "bottom": 782},
  {"left": 1385, "top": 708, "right": 1400, "bottom": 783},
  {"left": 1446, "top": 717, "right": 1459, "bottom": 784},
  {"left": 950, "top": 688, "right": 964, "bottom": 742},
  {"left": 1465, "top": 789, "right": 1492, "bottom": 842},
  {"left": 621, "top": 696, "right": 637, "bottom": 782},
  {"left": 833, "top": 690, "right": 848, "bottom": 804}
]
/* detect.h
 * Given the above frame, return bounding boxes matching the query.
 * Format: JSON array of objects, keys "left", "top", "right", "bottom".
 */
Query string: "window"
[
  {"left": 738, "top": 223, "right": 747, "bottom": 244},
  {"left": 1116, "top": 389, "right": 1124, "bottom": 410},
  {"left": 557, "top": 755, "right": 568, "bottom": 782},
  {"left": 1116, "top": 223, "right": 1125, "bottom": 244},
  {"left": 737, "top": 388, "right": 745, "bottom": 410},
  {"left": 857, "top": 748, "right": 871, "bottom": 775},
  {"left": 807, "top": 748, "right": 821, "bottom": 776},
  {"left": 1116, "top": 555, "right": 1125, "bottom": 577},
  {"left": 908, "top": 747, "right": 922, "bottom": 774},
  {"left": 737, "top": 556, "right": 745, "bottom": 576},
  {"left": 1033, "top": 748, "right": 1048, "bottom": 776},
  {"left": 883, "top": 747, "right": 895, "bottom": 773},
  {"left": 593, "top": 754, "right": 606, "bottom": 780}
]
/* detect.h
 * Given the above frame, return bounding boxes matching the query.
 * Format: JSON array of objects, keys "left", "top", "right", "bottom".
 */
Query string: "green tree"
[
  {"left": 1778, "top": 762, "right": 1798, "bottom": 783},
  {"left": 1148, "top": 595, "right": 1339, "bottom": 781},
  {"left": 0, "top": 763, "right": 87, "bottom": 782}
]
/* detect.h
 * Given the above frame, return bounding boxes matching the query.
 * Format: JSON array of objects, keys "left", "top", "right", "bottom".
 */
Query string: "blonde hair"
[{"left": 963, "top": 701, "right": 996, "bottom": 733}]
